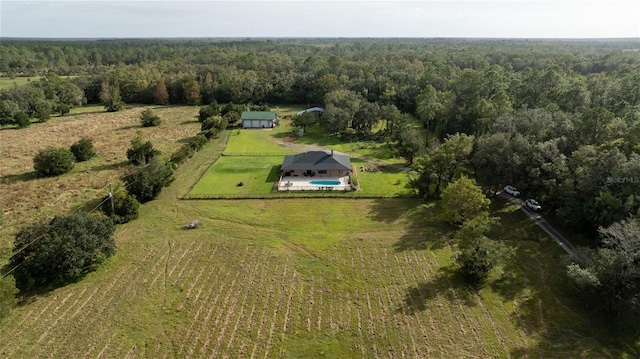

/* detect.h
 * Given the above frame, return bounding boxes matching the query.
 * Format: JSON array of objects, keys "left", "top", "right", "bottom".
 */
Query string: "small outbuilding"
[{"left": 241, "top": 111, "right": 277, "bottom": 129}]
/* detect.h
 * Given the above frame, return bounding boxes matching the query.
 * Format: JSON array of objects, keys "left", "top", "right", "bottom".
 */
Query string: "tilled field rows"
[{"left": 0, "top": 235, "right": 525, "bottom": 357}]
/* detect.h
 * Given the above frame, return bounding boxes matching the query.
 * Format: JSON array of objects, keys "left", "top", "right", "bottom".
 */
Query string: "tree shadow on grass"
[
  {"left": 399, "top": 265, "right": 477, "bottom": 315},
  {"left": 367, "top": 198, "right": 455, "bottom": 252},
  {"left": 117, "top": 124, "right": 140, "bottom": 131},
  {"left": 508, "top": 283, "right": 640, "bottom": 358},
  {"left": 1, "top": 171, "right": 38, "bottom": 184},
  {"left": 265, "top": 165, "right": 281, "bottom": 183},
  {"left": 91, "top": 160, "right": 129, "bottom": 172}
]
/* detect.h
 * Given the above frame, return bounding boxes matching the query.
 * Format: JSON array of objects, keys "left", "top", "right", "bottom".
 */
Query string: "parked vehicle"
[
  {"left": 504, "top": 185, "right": 520, "bottom": 197},
  {"left": 525, "top": 199, "right": 542, "bottom": 211}
]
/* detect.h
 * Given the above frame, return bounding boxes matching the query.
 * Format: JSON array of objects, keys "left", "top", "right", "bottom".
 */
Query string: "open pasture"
[
  {"left": 0, "top": 105, "right": 200, "bottom": 252},
  {"left": 0, "top": 186, "right": 636, "bottom": 357}
]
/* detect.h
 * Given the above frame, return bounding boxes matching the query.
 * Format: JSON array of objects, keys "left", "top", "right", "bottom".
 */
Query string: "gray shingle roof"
[{"left": 281, "top": 151, "right": 351, "bottom": 171}]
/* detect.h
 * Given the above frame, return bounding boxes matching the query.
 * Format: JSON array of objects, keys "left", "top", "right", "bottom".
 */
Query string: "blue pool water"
[{"left": 310, "top": 180, "right": 341, "bottom": 186}]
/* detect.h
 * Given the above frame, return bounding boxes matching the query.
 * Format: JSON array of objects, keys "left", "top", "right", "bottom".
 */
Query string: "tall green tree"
[
  {"left": 126, "top": 131, "right": 159, "bottom": 166},
  {"left": 440, "top": 176, "right": 490, "bottom": 225},
  {"left": 10, "top": 213, "right": 116, "bottom": 291},
  {"left": 99, "top": 81, "right": 124, "bottom": 112},
  {"left": 567, "top": 218, "right": 640, "bottom": 313},
  {"left": 322, "top": 89, "right": 362, "bottom": 133},
  {"left": 454, "top": 212, "right": 512, "bottom": 286}
]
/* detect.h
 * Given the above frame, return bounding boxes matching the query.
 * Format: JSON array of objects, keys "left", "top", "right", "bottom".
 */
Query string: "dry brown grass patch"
[{"left": 0, "top": 106, "right": 200, "bottom": 252}]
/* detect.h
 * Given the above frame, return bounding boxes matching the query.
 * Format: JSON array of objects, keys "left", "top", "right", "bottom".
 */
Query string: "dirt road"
[{"left": 498, "top": 191, "right": 584, "bottom": 262}]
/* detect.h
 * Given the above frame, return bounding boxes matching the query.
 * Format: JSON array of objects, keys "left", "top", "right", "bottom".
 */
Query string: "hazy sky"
[{"left": 1, "top": 0, "right": 639, "bottom": 38}]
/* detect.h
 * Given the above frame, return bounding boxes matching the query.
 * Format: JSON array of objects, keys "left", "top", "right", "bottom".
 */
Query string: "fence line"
[
  {"left": 222, "top": 152, "right": 291, "bottom": 157},
  {"left": 184, "top": 192, "right": 417, "bottom": 200}
]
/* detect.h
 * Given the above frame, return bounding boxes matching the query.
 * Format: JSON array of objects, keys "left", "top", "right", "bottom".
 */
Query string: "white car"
[
  {"left": 525, "top": 199, "right": 542, "bottom": 211},
  {"left": 504, "top": 185, "right": 520, "bottom": 197}
]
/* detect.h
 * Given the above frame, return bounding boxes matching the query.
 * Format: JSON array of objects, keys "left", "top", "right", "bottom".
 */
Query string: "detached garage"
[{"left": 241, "top": 111, "right": 277, "bottom": 129}]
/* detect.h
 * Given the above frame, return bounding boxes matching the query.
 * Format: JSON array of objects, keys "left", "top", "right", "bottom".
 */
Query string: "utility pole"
[{"left": 109, "top": 184, "right": 115, "bottom": 215}]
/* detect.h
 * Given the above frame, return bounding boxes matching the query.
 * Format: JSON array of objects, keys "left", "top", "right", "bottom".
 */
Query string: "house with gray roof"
[
  {"left": 279, "top": 150, "right": 353, "bottom": 191},
  {"left": 241, "top": 111, "right": 277, "bottom": 129}
]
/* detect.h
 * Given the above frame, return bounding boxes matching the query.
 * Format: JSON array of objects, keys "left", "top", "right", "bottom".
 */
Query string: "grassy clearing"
[
  {"left": 0, "top": 76, "right": 41, "bottom": 89},
  {"left": 0, "top": 76, "right": 77, "bottom": 90},
  {"left": 224, "top": 127, "right": 298, "bottom": 156},
  {"left": 0, "top": 107, "right": 638, "bottom": 357}
]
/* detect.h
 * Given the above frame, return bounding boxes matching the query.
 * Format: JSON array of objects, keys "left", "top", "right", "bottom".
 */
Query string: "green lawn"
[
  {"left": 352, "top": 158, "right": 415, "bottom": 197},
  {"left": 288, "top": 125, "right": 406, "bottom": 165},
  {"left": 189, "top": 156, "right": 284, "bottom": 197},
  {"left": 224, "top": 127, "right": 299, "bottom": 156},
  {"left": 190, "top": 127, "right": 415, "bottom": 198}
]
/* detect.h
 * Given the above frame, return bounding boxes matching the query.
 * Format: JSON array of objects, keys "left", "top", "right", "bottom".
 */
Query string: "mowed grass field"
[
  {"left": 189, "top": 119, "right": 414, "bottom": 198},
  {"left": 0, "top": 107, "right": 638, "bottom": 358},
  {"left": 189, "top": 156, "right": 284, "bottom": 196}
]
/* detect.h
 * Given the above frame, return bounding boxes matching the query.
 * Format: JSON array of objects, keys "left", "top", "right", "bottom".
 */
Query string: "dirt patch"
[{"left": 281, "top": 134, "right": 298, "bottom": 142}]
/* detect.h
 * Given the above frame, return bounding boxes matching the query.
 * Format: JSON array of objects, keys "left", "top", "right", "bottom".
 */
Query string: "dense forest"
[{"left": 1, "top": 38, "right": 639, "bottom": 239}]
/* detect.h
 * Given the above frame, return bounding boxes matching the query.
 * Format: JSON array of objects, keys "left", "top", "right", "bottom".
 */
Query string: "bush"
[
  {"left": 69, "top": 138, "right": 96, "bottom": 162},
  {"left": 169, "top": 146, "right": 195, "bottom": 166},
  {"left": 14, "top": 112, "right": 30, "bottom": 128},
  {"left": 198, "top": 102, "right": 221, "bottom": 122},
  {"left": 10, "top": 213, "right": 116, "bottom": 291},
  {"left": 122, "top": 159, "right": 175, "bottom": 203},
  {"left": 101, "top": 186, "right": 140, "bottom": 224},
  {"left": 187, "top": 134, "right": 208, "bottom": 151},
  {"left": 140, "top": 108, "right": 161, "bottom": 127},
  {"left": 126, "top": 131, "right": 159, "bottom": 166},
  {"left": 33, "top": 147, "right": 75, "bottom": 177},
  {"left": 201, "top": 128, "right": 219, "bottom": 140}
]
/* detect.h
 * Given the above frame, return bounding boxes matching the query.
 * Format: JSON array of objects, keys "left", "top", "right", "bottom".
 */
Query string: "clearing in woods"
[{"left": 0, "top": 107, "right": 638, "bottom": 358}]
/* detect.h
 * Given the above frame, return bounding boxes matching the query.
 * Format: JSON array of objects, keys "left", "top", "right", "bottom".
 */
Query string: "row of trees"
[
  {"left": 3, "top": 39, "right": 638, "bottom": 126},
  {"left": 0, "top": 73, "right": 84, "bottom": 125}
]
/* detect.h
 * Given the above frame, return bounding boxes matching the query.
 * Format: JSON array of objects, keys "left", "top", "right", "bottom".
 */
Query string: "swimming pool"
[{"left": 310, "top": 180, "right": 341, "bottom": 186}]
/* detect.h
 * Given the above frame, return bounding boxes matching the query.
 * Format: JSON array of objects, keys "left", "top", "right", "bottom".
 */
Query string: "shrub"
[
  {"left": 33, "top": 147, "right": 75, "bottom": 177},
  {"left": 140, "top": 108, "right": 161, "bottom": 127},
  {"left": 201, "top": 128, "right": 219, "bottom": 140},
  {"left": 187, "top": 134, "right": 208, "bottom": 151},
  {"left": 122, "top": 159, "right": 175, "bottom": 203},
  {"left": 126, "top": 131, "right": 159, "bottom": 166},
  {"left": 10, "top": 213, "right": 116, "bottom": 291},
  {"left": 14, "top": 112, "right": 30, "bottom": 128},
  {"left": 101, "top": 186, "right": 140, "bottom": 224},
  {"left": 169, "top": 147, "right": 194, "bottom": 166},
  {"left": 198, "top": 102, "right": 221, "bottom": 122},
  {"left": 69, "top": 138, "right": 96, "bottom": 162}
]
